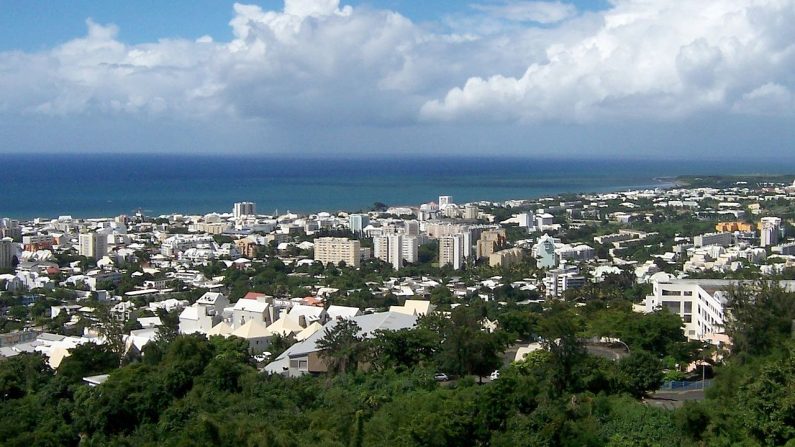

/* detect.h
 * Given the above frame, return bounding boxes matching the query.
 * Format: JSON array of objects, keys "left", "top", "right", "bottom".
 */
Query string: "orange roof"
[{"left": 243, "top": 292, "right": 268, "bottom": 300}]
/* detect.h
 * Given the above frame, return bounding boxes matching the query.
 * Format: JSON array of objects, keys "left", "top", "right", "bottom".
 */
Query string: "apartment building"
[{"left": 314, "top": 237, "right": 361, "bottom": 268}]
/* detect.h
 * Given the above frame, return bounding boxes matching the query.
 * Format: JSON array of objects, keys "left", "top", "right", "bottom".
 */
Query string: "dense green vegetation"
[{"left": 1, "top": 281, "right": 793, "bottom": 446}]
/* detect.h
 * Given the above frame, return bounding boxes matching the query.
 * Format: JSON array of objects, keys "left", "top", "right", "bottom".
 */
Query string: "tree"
[
  {"left": 317, "top": 319, "right": 366, "bottom": 374},
  {"left": 0, "top": 353, "right": 52, "bottom": 400},
  {"left": 57, "top": 342, "right": 120, "bottom": 383},
  {"left": 370, "top": 328, "right": 438, "bottom": 372},
  {"left": 537, "top": 303, "right": 586, "bottom": 393},
  {"left": 737, "top": 344, "right": 795, "bottom": 446},
  {"left": 617, "top": 350, "right": 664, "bottom": 398},
  {"left": 724, "top": 281, "right": 795, "bottom": 358}
]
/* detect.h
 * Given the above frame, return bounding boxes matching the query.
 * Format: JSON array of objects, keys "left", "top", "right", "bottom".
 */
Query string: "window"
[
  {"left": 662, "top": 301, "right": 680, "bottom": 313},
  {"left": 684, "top": 302, "right": 692, "bottom": 313}
]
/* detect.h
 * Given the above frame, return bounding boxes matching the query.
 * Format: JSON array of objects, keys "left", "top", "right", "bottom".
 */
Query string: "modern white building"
[
  {"left": 78, "top": 232, "right": 108, "bottom": 260},
  {"left": 759, "top": 217, "right": 782, "bottom": 247},
  {"left": 543, "top": 265, "right": 585, "bottom": 297},
  {"left": 533, "top": 234, "right": 557, "bottom": 269},
  {"left": 349, "top": 214, "right": 370, "bottom": 234},
  {"left": 178, "top": 292, "right": 230, "bottom": 335},
  {"left": 439, "top": 234, "right": 467, "bottom": 270},
  {"left": 233, "top": 202, "right": 256, "bottom": 219},
  {"left": 643, "top": 279, "right": 730, "bottom": 340},
  {"left": 694, "top": 232, "right": 733, "bottom": 248},
  {"left": 438, "top": 195, "right": 453, "bottom": 210}
]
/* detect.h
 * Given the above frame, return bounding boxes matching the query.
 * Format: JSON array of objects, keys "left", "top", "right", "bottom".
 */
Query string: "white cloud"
[
  {"left": 470, "top": 1, "right": 577, "bottom": 24},
  {"left": 422, "top": 0, "right": 795, "bottom": 123},
  {"left": 0, "top": 0, "right": 793, "bottom": 154}
]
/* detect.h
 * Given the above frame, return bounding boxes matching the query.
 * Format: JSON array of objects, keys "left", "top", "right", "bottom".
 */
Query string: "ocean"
[{"left": 1, "top": 154, "right": 792, "bottom": 219}]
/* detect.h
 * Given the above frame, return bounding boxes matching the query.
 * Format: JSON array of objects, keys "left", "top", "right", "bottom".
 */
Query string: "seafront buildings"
[{"left": 1, "top": 177, "right": 794, "bottom": 371}]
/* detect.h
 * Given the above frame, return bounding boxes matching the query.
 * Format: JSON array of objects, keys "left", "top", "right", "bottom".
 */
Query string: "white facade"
[
  {"left": 349, "top": 214, "right": 370, "bottom": 234},
  {"left": 374, "top": 234, "right": 419, "bottom": 270},
  {"left": 78, "top": 232, "right": 108, "bottom": 260},
  {"left": 759, "top": 217, "right": 781, "bottom": 247},
  {"left": 694, "top": 232, "right": 733, "bottom": 248},
  {"left": 233, "top": 202, "right": 256, "bottom": 219},
  {"left": 533, "top": 234, "right": 557, "bottom": 269},
  {"left": 643, "top": 280, "right": 727, "bottom": 340},
  {"left": 543, "top": 266, "right": 585, "bottom": 297},
  {"left": 438, "top": 195, "right": 453, "bottom": 210},
  {"left": 439, "top": 234, "right": 466, "bottom": 270}
]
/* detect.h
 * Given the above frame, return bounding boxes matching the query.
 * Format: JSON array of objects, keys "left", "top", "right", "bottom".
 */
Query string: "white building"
[
  {"left": 439, "top": 234, "right": 467, "bottom": 270},
  {"left": 759, "top": 217, "right": 782, "bottom": 247},
  {"left": 643, "top": 279, "right": 733, "bottom": 340},
  {"left": 178, "top": 292, "right": 230, "bottom": 335},
  {"left": 694, "top": 232, "right": 733, "bottom": 248},
  {"left": 349, "top": 214, "right": 370, "bottom": 234},
  {"left": 543, "top": 265, "right": 585, "bottom": 297},
  {"left": 78, "top": 232, "right": 108, "bottom": 260},
  {"left": 374, "top": 234, "right": 419, "bottom": 270},
  {"left": 533, "top": 234, "right": 557, "bottom": 269},
  {"left": 233, "top": 202, "right": 256, "bottom": 219}
]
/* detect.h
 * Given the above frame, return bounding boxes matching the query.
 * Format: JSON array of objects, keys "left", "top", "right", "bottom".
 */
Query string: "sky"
[{"left": 0, "top": 0, "right": 793, "bottom": 159}]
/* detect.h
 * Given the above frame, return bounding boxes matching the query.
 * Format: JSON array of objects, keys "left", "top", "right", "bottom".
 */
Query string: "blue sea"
[{"left": 1, "top": 154, "right": 792, "bottom": 219}]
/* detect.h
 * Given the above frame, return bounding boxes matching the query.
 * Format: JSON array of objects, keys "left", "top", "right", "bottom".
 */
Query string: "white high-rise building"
[
  {"left": 439, "top": 234, "right": 467, "bottom": 270},
  {"left": 759, "top": 217, "right": 781, "bottom": 247},
  {"left": 373, "top": 235, "right": 419, "bottom": 270},
  {"left": 402, "top": 236, "right": 419, "bottom": 264},
  {"left": 79, "top": 232, "right": 108, "bottom": 260},
  {"left": 349, "top": 214, "right": 370, "bottom": 234},
  {"left": 233, "top": 202, "right": 257, "bottom": 219},
  {"left": 0, "top": 237, "right": 15, "bottom": 270},
  {"left": 438, "top": 195, "right": 453, "bottom": 210}
]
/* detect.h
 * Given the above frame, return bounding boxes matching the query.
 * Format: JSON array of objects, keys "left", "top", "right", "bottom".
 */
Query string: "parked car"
[
  {"left": 490, "top": 370, "right": 500, "bottom": 380},
  {"left": 434, "top": 373, "right": 449, "bottom": 382}
]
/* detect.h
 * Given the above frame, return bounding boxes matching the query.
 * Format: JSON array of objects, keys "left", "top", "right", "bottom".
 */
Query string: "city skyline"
[{"left": 1, "top": 0, "right": 794, "bottom": 159}]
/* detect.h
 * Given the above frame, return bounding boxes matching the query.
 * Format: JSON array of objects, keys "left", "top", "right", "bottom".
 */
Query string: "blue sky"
[
  {"left": 0, "top": 0, "right": 609, "bottom": 50},
  {"left": 0, "top": 0, "right": 793, "bottom": 159}
]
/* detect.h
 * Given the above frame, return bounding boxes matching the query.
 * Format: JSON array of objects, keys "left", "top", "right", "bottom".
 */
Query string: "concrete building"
[
  {"left": 22, "top": 235, "right": 55, "bottom": 252},
  {"left": 694, "top": 232, "right": 734, "bottom": 248},
  {"left": 78, "top": 232, "right": 108, "bottom": 260},
  {"left": 643, "top": 279, "right": 734, "bottom": 340},
  {"left": 439, "top": 234, "right": 467, "bottom": 270},
  {"left": 715, "top": 222, "right": 754, "bottom": 233},
  {"left": 233, "top": 202, "right": 256, "bottom": 219},
  {"left": 543, "top": 265, "right": 586, "bottom": 297},
  {"left": 0, "top": 218, "right": 21, "bottom": 241},
  {"left": 556, "top": 244, "right": 595, "bottom": 262},
  {"left": 463, "top": 205, "right": 479, "bottom": 220},
  {"left": 178, "top": 292, "right": 230, "bottom": 335},
  {"left": 476, "top": 229, "right": 507, "bottom": 259},
  {"left": 0, "top": 238, "right": 15, "bottom": 270},
  {"left": 314, "top": 237, "right": 361, "bottom": 268},
  {"left": 438, "top": 195, "right": 453, "bottom": 210},
  {"left": 759, "top": 217, "right": 782, "bottom": 247},
  {"left": 349, "top": 214, "right": 370, "bottom": 234},
  {"left": 772, "top": 242, "right": 795, "bottom": 256},
  {"left": 533, "top": 234, "right": 557, "bottom": 269},
  {"left": 489, "top": 247, "right": 524, "bottom": 268},
  {"left": 373, "top": 234, "right": 417, "bottom": 270}
]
